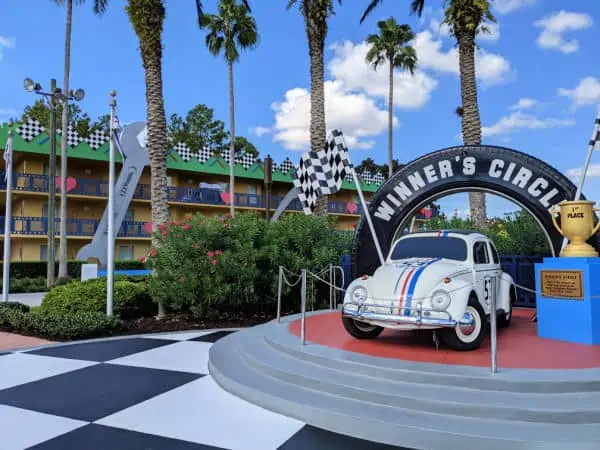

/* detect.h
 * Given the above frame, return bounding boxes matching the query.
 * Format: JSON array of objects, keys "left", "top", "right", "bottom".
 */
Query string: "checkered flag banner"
[
  {"left": 592, "top": 114, "right": 600, "bottom": 151},
  {"left": 112, "top": 114, "right": 126, "bottom": 161},
  {"left": 292, "top": 129, "right": 352, "bottom": 215}
]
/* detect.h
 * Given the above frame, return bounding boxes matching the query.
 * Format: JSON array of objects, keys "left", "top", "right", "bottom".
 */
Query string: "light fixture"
[
  {"left": 71, "top": 88, "right": 85, "bottom": 101},
  {"left": 24, "top": 78, "right": 41, "bottom": 93}
]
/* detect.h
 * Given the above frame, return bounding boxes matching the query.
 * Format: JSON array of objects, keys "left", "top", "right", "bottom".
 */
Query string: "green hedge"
[
  {"left": 0, "top": 260, "right": 147, "bottom": 280},
  {"left": 0, "top": 277, "right": 48, "bottom": 293},
  {"left": 40, "top": 277, "right": 156, "bottom": 320},
  {"left": 0, "top": 303, "right": 123, "bottom": 340}
]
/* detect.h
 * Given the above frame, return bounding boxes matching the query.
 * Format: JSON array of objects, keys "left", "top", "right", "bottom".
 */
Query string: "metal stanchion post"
[
  {"left": 329, "top": 264, "right": 333, "bottom": 310},
  {"left": 277, "top": 266, "right": 283, "bottom": 322},
  {"left": 300, "top": 269, "right": 307, "bottom": 346},
  {"left": 490, "top": 276, "right": 498, "bottom": 373}
]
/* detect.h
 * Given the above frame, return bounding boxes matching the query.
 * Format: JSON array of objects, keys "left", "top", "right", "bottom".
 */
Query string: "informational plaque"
[{"left": 540, "top": 270, "right": 583, "bottom": 300}]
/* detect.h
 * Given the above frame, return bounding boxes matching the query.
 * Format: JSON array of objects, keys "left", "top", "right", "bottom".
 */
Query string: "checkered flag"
[
  {"left": 292, "top": 129, "right": 352, "bottom": 215},
  {"left": 592, "top": 114, "right": 600, "bottom": 151}
]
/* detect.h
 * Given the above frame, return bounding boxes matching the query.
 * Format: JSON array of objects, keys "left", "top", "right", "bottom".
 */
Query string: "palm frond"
[
  {"left": 360, "top": 0, "right": 384, "bottom": 23},
  {"left": 410, "top": 0, "right": 426, "bottom": 16},
  {"left": 93, "top": 0, "right": 109, "bottom": 14}
]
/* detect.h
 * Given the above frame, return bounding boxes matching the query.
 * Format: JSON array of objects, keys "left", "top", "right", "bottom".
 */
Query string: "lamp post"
[
  {"left": 264, "top": 155, "right": 273, "bottom": 221},
  {"left": 23, "top": 78, "right": 85, "bottom": 288}
]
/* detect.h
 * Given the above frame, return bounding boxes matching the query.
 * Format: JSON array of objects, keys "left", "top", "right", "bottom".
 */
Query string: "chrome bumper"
[{"left": 342, "top": 302, "right": 474, "bottom": 328}]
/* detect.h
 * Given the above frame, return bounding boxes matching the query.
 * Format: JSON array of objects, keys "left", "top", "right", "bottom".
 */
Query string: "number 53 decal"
[{"left": 484, "top": 277, "right": 494, "bottom": 303}]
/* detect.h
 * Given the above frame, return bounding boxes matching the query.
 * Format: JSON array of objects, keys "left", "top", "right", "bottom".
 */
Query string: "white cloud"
[
  {"left": 0, "top": 35, "right": 15, "bottom": 63},
  {"left": 328, "top": 41, "right": 438, "bottom": 110},
  {"left": 567, "top": 165, "right": 600, "bottom": 180},
  {"left": 510, "top": 97, "right": 537, "bottom": 110},
  {"left": 534, "top": 10, "right": 593, "bottom": 54},
  {"left": 413, "top": 30, "right": 511, "bottom": 85},
  {"left": 482, "top": 111, "right": 575, "bottom": 137},
  {"left": 0, "top": 108, "right": 17, "bottom": 120},
  {"left": 478, "top": 22, "right": 501, "bottom": 42},
  {"left": 268, "top": 80, "right": 397, "bottom": 150},
  {"left": 250, "top": 126, "right": 271, "bottom": 137},
  {"left": 494, "top": 0, "right": 536, "bottom": 15},
  {"left": 559, "top": 77, "right": 600, "bottom": 110}
]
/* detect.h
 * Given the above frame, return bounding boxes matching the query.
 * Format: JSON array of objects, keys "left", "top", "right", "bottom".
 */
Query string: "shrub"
[
  {"left": 41, "top": 278, "right": 156, "bottom": 320},
  {"left": 0, "top": 301, "right": 30, "bottom": 313},
  {"left": 0, "top": 308, "right": 123, "bottom": 340},
  {"left": 0, "top": 277, "right": 48, "bottom": 293},
  {"left": 145, "top": 212, "right": 353, "bottom": 318},
  {"left": 0, "top": 260, "right": 146, "bottom": 280}
]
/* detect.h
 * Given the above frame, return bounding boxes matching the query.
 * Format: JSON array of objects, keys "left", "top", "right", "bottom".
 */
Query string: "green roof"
[{"left": 0, "top": 121, "right": 382, "bottom": 192}]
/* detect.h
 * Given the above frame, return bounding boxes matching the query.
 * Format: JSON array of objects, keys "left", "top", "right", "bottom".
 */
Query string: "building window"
[
  {"left": 247, "top": 185, "right": 258, "bottom": 195},
  {"left": 42, "top": 203, "right": 58, "bottom": 218},
  {"left": 124, "top": 208, "right": 134, "bottom": 223},
  {"left": 118, "top": 245, "right": 134, "bottom": 260},
  {"left": 40, "top": 244, "right": 48, "bottom": 261}
]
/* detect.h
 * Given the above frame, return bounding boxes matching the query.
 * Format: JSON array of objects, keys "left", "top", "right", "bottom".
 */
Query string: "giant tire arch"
[{"left": 351, "top": 145, "right": 600, "bottom": 278}]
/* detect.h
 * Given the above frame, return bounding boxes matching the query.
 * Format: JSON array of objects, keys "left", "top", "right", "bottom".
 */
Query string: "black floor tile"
[
  {"left": 278, "top": 425, "right": 415, "bottom": 450},
  {"left": 27, "top": 424, "right": 226, "bottom": 450},
  {"left": 189, "top": 331, "right": 236, "bottom": 343},
  {"left": 0, "top": 351, "right": 11, "bottom": 356},
  {"left": 26, "top": 338, "right": 177, "bottom": 362},
  {"left": 0, "top": 363, "right": 202, "bottom": 421}
]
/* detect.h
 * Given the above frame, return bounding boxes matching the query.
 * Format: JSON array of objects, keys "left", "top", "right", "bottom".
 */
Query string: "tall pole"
[
  {"left": 47, "top": 78, "right": 58, "bottom": 289},
  {"left": 264, "top": 155, "right": 272, "bottom": 221},
  {"left": 107, "top": 90, "right": 117, "bottom": 316},
  {"left": 2, "top": 121, "right": 14, "bottom": 302}
]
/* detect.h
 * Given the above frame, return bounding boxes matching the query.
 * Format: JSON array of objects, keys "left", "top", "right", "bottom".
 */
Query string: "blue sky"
[{"left": 1, "top": 0, "right": 599, "bottom": 218}]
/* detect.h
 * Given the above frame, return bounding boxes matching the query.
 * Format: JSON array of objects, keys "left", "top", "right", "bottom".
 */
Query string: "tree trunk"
[
  {"left": 388, "top": 56, "right": 394, "bottom": 179},
  {"left": 135, "top": 4, "right": 169, "bottom": 318},
  {"left": 228, "top": 60, "right": 235, "bottom": 217},
  {"left": 58, "top": 0, "right": 73, "bottom": 279},
  {"left": 306, "top": 11, "right": 328, "bottom": 216},
  {"left": 457, "top": 33, "right": 487, "bottom": 229}
]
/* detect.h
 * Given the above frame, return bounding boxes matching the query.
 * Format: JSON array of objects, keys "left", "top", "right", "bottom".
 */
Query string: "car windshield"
[{"left": 390, "top": 236, "right": 468, "bottom": 261}]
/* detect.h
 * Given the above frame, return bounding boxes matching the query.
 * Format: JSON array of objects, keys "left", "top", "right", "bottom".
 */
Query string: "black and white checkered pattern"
[
  {"left": 16, "top": 119, "right": 45, "bottom": 142},
  {"left": 196, "top": 146, "right": 213, "bottom": 163},
  {"left": 57, "top": 125, "right": 85, "bottom": 147},
  {"left": 0, "top": 330, "right": 403, "bottom": 449},
  {"left": 373, "top": 171, "right": 385, "bottom": 185},
  {"left": 236, "top": 153, "right": 257, "bottom": 169},
  {"left": 279, "top": 158, "right": 294, "bottom": 174},
  {"left": 292, "top": 130, "right": 352, "bottom": 214},
  {"left": 86, "top": 129, "right": 108, "bottom": 150},
  {"left": 174, "top": 142, "right": 194, "bottom": 162},
  {"left": 591, "top": 116, "right": 600, "bottom": 150}
]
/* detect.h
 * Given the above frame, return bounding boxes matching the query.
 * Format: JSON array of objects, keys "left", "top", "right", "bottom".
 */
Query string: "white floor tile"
[
  {"left": 141, "top": 330, "right": 216, "bottom": 341},
  {"left": 106, "top": 341, "right": 211, "bottom": 374},
  {"left": 0, "top": 353, "right": 97, "bottom": 391},
  {"left": 0, "top": 405, "right": 86, "bottom": 450},
  {"left": 97, "top": 376, "right": 304, "bottom": 450}
]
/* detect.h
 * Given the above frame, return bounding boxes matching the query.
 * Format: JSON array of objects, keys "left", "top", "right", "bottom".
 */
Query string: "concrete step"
[
  {"left": 263, "top": 332, "right": 600, "bottom": 394},
  {"left": 240, "top": 336, "right": 600, "bottom": 424},
  {"left": 209, "top": 333, "right": 600, "bottom": 450}
]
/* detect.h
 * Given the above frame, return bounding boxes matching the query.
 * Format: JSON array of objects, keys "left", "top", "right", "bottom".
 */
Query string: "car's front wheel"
[
  {"left": 342, "top": 316, "right": 384, "bottom": 339},
  {"left": 441, "top": 297, "right": 485, "bottom": 351}
]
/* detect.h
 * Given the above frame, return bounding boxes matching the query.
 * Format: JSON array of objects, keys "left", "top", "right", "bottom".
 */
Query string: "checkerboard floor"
[{"left": 0, "top": 329, "right": 414, "bottom": 450}]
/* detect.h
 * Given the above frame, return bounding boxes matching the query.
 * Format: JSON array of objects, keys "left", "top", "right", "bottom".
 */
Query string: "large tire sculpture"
[{"left": 351, "top": 145, "right": 600, "bottom": 278}]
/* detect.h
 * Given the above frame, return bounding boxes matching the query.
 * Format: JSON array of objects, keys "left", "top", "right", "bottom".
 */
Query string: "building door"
[{"left": 118, "top": 245, "right": 134, "bottom": 261}]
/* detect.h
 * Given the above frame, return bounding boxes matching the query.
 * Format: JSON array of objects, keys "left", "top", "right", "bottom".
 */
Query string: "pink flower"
[
  {"left": 183, "top": 224, "right": 191, "bottom": 230},
  {"left": 192, "top": 243, "right": 200, "bottom": 249},
  {"left": 159, "top": 224, "right": 167, "bottom": 231},
  {"left": 176, "top": 221, "right": 182, "bottom": 226},
  {"left": 150, "top": 248, "right": 157, "bottom": 257},
  {"left": 207, "top": 251, "right": 214, "bottom": 258},
  {"left": 169, "top": 220, "right": 175, "bottom": 226},
  {"left": 211, "top": 259, "right": 217, "bottom": 266},
  {"left": 180, "top": 275, "right": 185, "bottom": 282},
  {"left": 139, "top": 256, "right": 146, "bottom": 263},
  {"left": 215, "top": 249, "right": 222, "bottom": 255},
  {"left": 219, "top": 217, "right": 225, "bottom": 223},
  {"left": 161, "top": 230, "right": 168, "bottom": 236}
]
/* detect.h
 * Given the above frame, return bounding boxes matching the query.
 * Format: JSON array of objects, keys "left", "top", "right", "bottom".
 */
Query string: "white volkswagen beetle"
[{"left": 342, "top": 230, "right": 516, "bottom": 351}]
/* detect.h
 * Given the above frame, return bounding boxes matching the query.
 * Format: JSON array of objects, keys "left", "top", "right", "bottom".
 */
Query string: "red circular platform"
[{"left": 289, "top": 309, "right": 600, "bottom": 369}]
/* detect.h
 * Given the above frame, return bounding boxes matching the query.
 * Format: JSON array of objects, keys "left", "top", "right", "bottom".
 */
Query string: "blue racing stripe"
[{"left": 403, "top": 258, "right": 442, "bottom": 316}]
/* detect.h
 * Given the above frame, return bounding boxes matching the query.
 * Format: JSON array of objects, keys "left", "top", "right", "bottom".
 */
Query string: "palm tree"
[
  {"left": 52, "top": 0, "right": 109, "bottom": 279},
  {"left": 286, "top": 0, "right": 342, "bottom": 216},
  {"left": 365, "top": 17, "right": 416, "bottom": 179},
  {"left": 361, "top": 0, "right": 494, "bottom": 229},
  {"left": 199, "top": 0, "right": 258, "bottom": 217}
]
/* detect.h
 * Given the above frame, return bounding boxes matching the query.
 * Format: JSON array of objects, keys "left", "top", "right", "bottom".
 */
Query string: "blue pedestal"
[{"left": 535, "top": 257, "right": 600, "bottom": 345}]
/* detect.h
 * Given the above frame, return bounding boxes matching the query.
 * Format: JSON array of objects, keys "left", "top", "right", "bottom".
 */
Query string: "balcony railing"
[
  {"left": 0, "top": 216, "right": 151, "bottom": 238},
  {"left": 0, "top": 171, "right": 364, "bottom": 216}
]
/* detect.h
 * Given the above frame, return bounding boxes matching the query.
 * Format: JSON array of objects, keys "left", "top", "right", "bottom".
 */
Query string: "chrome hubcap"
[
  {"left": 458, "top": 312, "right": 476, "bottom": 336},
  {"left": 354, "top": 320, "right": 376, "bottom": 332}
]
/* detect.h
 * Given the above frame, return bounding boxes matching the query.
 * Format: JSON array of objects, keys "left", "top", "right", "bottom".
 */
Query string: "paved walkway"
[
  {"left": 0, "top": 332, "right": 54, "bottom": 351},
  {"left": 6, "top": 292, "right": 46, "bottom": 307},
  {"left": 0, "top": 329, "right": 408, "bottom": 450}
]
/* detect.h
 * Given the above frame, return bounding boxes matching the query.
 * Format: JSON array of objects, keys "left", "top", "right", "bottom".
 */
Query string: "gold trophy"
[{"left": 551, "top": 200, "right": 600, "bottom": 257}]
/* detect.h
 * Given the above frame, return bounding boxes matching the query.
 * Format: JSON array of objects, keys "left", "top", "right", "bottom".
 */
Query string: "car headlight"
[
  {"left": 431, "top": 290, "right": 451, "bottom": 311},
  {"left": 351, "top": 286, "right": 368, "bottom": 304}
]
